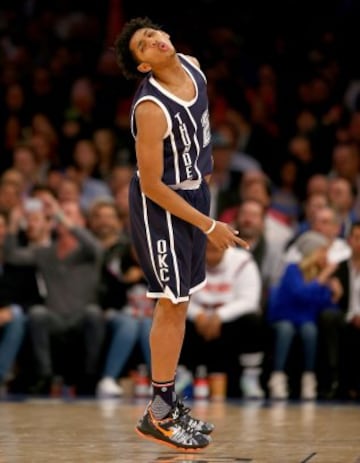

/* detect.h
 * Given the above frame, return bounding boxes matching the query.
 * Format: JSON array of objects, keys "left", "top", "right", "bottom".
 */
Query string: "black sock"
[
  {"left": 152, "top": 379, "right": 175, "bottom": 406},
  {"left": 150, "top": 379, "right": 175, "bottom": 420}
]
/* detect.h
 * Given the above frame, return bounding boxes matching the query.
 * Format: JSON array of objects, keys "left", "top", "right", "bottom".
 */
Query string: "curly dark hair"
[{"left": 114, "top": 17, "right": 163, "bottom": 80}]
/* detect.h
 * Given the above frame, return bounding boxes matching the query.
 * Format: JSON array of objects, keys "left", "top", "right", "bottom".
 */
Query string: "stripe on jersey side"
[
  {"left": 169, "top": 131, "right": 180, "bottom": 185},
  {"left": 141, "top": 192, "right": 162, "bottom": 288},
  {"left": 166, "top": 210, "right": 180, "bottom": 297}
]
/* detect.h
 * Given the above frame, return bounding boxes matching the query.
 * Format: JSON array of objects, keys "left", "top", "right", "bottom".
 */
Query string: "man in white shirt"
[
  {"left": 234, "top": 199, "right": 286, "bottom": 305},
  {"left": 180, "top": 242, "right": 265, "bottom": 399}
]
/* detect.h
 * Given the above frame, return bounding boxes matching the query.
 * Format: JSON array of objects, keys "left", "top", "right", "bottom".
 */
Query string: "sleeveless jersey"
[{"left": 130, "top": 54, "right": 213, "bottom": 188}]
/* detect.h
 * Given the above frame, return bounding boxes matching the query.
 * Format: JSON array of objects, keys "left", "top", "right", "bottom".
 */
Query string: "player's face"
[{"left": 130, "top": 28, "right": 174, "bottom": 69}]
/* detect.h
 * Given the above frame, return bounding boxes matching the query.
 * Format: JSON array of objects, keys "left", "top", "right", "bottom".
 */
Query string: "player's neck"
[
  {"left": 153, "top": 61, "right": 194, "bottom": 100},
  {"left": 152, "top": 55, "right": 185, "bottom": 86}
]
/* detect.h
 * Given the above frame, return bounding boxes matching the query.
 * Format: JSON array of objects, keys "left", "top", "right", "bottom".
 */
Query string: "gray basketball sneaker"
[{"left": 136, "top": 405, "right": 211, "bottom": 450}]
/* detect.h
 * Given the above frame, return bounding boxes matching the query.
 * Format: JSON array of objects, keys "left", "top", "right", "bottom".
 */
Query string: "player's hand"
[{"left": 206, "top": 221, "right": 249, "bottom": 250}]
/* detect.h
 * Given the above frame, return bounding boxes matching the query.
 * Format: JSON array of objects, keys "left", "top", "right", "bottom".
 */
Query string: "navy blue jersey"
[
  {"left": 130, "top": 54, "right": 213, "bottom": 187},
  {"left": 128, "top": 54, "right": 213, "bottom": 302}
]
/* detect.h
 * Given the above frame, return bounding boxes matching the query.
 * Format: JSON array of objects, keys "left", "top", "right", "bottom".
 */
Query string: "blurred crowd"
[{"left": 1, "top": 2, "right": 360, "bottom": 401}]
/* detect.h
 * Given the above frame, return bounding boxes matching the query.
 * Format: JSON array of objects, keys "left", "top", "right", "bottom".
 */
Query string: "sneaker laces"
[
  {"left": 175, "top": 398, "right": 204, "bottom": 432},
  {"left": 158, "top": 406, "right": 202, "bottom": 444}
]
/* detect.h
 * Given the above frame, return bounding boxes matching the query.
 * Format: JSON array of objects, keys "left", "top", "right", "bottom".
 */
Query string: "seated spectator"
[
  {"left": 11, "top": 143, "right": 40, "bottom": 197},
  {"left": 0, "top": 176, "right": 23, "bottom": 214},
  {"left": 66, "top": 139, "right": 112, "bottom": 212},
  {"left": 0, "top": 304, "right": 25, "bottom": 396},
  {"left": 270, "top": 158, "right": 302, "bottom": 229},
  {"left": 0, "top": 210, "right": 26, "bottom": 395},
  {"left": 56, "top": 177, "right": 82, "bottom": 205},
  {"left": 87, "top": 199, "right": 154, "bottom": 397},
  {"left": 327, "top": 177, "right": 359, "bottom": 238},
  {"left": 295, "top": 192, "right": 329, "bottom": 236},
  {"left": 219, "top": 171, "right": 295, "bottom": 250},
  {"left": 234, "top": 199, "right": 286, "bottom": 306},
  {"left": 283, "top": 206, "right": 352, "bottom": 269},
  {"left": 328, "top": 142, "right": 360, "bottom": 219},
  {"left": 267, "top": 231, "right": 342, "bottom": 400},
  {"left": 180, "top": 241, "right": 265, "bottom": 399},
  {"left": 4, "top": 195, "right": 105, "bottom": 396},
  {"left": 320, "top": 221, "right": 360, "bottom": 399},
  {"left": 1, "top": 169, "right": 27, "bottom": 200},
  {"left": 92, "top": 128, "right": 120, "bottom": 181},
  {"left": 305, "top": 174, "right": 329, "bottom": 198},
  {"left": 5, "top": 196, "right": 55, "bottom": 392},
  {"left": 108, "top": 164, "right": 135, "bottom": 197},
  {"left": 97, "top": 254, "right": 153, "bottom": 398}
]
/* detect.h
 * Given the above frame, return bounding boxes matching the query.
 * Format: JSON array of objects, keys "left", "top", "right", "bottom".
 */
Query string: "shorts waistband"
[
  {"left": 135, "top": 171, "right": 202, "bottom": 191},
  {"left": 169, "top": 179, "right": 202, "bottom": 190}
]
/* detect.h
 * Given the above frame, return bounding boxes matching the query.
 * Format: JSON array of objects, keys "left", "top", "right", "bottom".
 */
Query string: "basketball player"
[{"left": 114, "top": 17, "right": 248, "bottom": 450}]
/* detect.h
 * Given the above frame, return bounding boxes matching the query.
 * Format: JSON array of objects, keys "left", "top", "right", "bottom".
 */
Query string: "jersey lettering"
[
  {"left": 175, "top": 112, "right": 193, "bottom": 179},
  {"left": 157, "top": 240, "right": 169, "bottom": 282},
  {"left": 201, "top": 109, "right": 211, "bottom": 147}
]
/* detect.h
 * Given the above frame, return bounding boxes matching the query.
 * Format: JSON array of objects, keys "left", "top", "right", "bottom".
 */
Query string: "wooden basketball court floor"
[{"left": 0, "top": 397, "right": 359, "bottom": 463}]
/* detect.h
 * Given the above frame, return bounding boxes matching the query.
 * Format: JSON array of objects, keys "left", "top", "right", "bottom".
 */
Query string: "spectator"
[
  {"left": 234, "top": 199, "right": 286, "bottom": 303},
  {"left": 296, "top": 192, "right": 329, "bottom": 236},
  {"left": 327, "top": 177, "right": 359, "bottom": 238},
  {"left": 56, "top": 177, "right": 82, "bottom": 205},
  {"left": 283, "top": 206, "right": 352, "bottom": 270},
  {"left": 270, "top": 158, "right": 302, "bottom": 227},
  {"left": 67, "top": 139, "right": 112, "bottom": 211},
  {"left": 328, "top": 142, "right": 360, "bottom": 218},
  {"left": 4, "top": 196, "right": 105, "bottom": 395},
  {"left": 220, "top": 171, "right": 295, "bottom": 249},
  {"left": 61, "top": 77, "right": 98, "bottom": 156},
  {"left": 319, "top": 221, "right": 360, "bottom": 399},
  {"left": 0, "top": 178, "right": 23, "bottom": 214},
  {"left": 87, "top": 199, "right": 153, "bottom": 397},
  {"left": 180, "top": 241, "right": 265, "bottom": 399},
  {"left": 267, "top": 231, "right": 342, "bottom": 400},
  {"left": 108, "top": 164, "right": 135, "bottom": 197},
  {"left": 92, "top": 127, "right": 120, "bottom": 181},
  {"left": 305, "top": 174, "right": 329, "bottom": 198},
  {"left": 0, "top": 210, "right": 26, "bottom": 396},
  {"left": 11, "top": 143, "right": 39, "bottom": 197},
  {"left": 1, "top": 169, "right": 27, "bottom": 200}
]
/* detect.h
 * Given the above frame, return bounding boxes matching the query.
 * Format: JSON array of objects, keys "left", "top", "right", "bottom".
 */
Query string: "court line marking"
[{"left": 300, "top": 453, "right": 317, "bottom": 462}]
